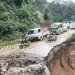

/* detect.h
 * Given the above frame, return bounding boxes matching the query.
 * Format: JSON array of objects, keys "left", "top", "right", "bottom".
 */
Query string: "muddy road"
[
  {"left": 0, "top": 30, "right": 75, "bottom": 57},
  {"left": 20, "top": 30, "right": 75, "bottom": 57}
]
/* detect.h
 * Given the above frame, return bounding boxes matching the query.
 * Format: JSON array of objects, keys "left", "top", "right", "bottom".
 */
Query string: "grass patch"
[
  {"left": 0, "top": 39, "right": 19, "bottom": 47},
  {"left": 0, "top": 33, "right": 20, "bottom": 47}
]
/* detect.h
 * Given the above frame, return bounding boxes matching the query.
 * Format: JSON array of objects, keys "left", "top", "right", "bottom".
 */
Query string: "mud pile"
[
  {"left": 0, "top": 52, "right": 50, "bottom": 75},
  {"left": 46, "top": 40, "right": 75, "bottom": 75}
]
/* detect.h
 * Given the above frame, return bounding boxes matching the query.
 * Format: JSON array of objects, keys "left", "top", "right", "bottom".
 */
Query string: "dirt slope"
[{"left": 47, "top": 41, "right": 75, "bottom": 75}]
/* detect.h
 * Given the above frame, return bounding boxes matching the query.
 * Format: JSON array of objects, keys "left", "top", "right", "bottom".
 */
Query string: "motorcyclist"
[{"left": 21, "top": 32, "right": 27, "bottom": 44}]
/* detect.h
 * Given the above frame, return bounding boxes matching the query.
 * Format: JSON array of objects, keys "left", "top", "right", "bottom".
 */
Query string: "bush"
[
  {"left": 71, "top": 33, "right": 75, "bottom": 41},
  {"left": 1, "top": 32, "right": 20, "bottom": 41}
]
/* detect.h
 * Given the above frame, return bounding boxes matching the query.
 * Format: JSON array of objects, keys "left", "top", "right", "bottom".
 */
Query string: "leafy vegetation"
[
  {"left": 0, "top": 0, "right": 75, "bottom": 46},
  {"left": 48, "top": 1, "right": 75, "bottom": 22},
  {"left": 71, "top": 33, "right": 75, "bottom": 41},
  {"left": 0, "top": 0, "right": 45, "bottom": 40},
  {"left": 0, "top": 0, "right": 47, "bottom": 46}
]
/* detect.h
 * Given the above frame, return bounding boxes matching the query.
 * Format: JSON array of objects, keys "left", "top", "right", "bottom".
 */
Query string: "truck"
[
  {"left": 28, "top": 28, "right": 50, "bottom": 41},
  {"left": 50, "top": 23, "right": 64, "bottom": 34}
]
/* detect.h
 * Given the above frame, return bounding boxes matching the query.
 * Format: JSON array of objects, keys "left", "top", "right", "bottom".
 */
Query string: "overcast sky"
[{"left": 47, "top": 0, "right": 75, "bottom": 3}]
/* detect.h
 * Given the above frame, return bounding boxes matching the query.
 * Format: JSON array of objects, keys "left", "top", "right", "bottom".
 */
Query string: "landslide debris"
[{"left": 0, "top": 52, "right": 50, "bottom": 75}]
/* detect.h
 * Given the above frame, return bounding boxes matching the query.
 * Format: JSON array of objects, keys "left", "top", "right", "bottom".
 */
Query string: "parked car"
[
  {"left": 28, "top": 28, "right": 43, "bottom": 41},
  {"left": 63, "top": 23, "right": 68, "bottom": 32},
  {"left": 70, "top": 22, "right": 75, "bottom": 30}
]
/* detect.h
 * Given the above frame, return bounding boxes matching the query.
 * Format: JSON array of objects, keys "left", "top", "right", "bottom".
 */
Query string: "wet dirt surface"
[{"left": 0, "top": 30, "right": 75, "bottom": 57}]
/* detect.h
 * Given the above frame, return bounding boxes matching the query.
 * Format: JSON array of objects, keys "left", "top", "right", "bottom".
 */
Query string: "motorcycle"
[
  {"left": 19, "top": 36, "right": 30, "bottom": 49},
  {"left": 46, "top": 33, "right": 57, "bottom": 41}
]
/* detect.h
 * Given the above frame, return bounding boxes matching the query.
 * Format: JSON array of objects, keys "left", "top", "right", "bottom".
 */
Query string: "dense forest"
[
  {"left": 49, "top": 1, "right": 75, "bottom": 22},
  {"left": 0, "top": 0, "right": 75, "bottom": 43},
  {"left": 0, "top": 0, "right": 47, "bottom": 41}
]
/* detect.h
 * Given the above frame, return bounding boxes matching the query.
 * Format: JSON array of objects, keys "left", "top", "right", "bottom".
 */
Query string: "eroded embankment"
[{"left": 46, "top": 39, "right": 75, "bottom": 75}]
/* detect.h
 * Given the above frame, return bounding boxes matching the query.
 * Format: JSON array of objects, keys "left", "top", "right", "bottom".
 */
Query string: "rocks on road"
[{"left": 0, "top": 52, "right": 50, "bottom": 75}]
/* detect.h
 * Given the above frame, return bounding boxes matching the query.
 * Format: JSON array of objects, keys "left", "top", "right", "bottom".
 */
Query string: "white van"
[
  {"left": 28, "top": 28, "right": 43, "bottom": 40},
  {"left": 70, "top": 22, "right": 75, "bottom": 30},
  {"left": 63, "top": 23, "right": 68, "bottom": 32}
]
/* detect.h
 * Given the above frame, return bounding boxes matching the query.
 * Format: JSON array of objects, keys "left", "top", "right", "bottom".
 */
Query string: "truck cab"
[{"left": 28, "top": 28, "right": 43, "bottom": 40}]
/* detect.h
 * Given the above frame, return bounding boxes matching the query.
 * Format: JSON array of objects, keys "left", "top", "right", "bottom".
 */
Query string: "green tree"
[{"left": 0, "top": 0, "right": 45, "bottom": 40}]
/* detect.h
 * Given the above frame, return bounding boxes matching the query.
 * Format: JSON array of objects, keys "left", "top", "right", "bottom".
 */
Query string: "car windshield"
[
  {"left": 51, "top": 25, "right": 58, "bottom": 28},
  {"left": 28, "top": 30, "right": 34, "bottom": 34}
]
